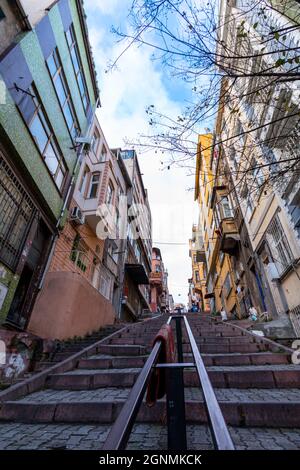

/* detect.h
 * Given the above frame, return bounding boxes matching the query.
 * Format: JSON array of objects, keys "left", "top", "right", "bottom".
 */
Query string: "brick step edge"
[{"left": 1, "top": 401, "right": 300, "bottom": 427}]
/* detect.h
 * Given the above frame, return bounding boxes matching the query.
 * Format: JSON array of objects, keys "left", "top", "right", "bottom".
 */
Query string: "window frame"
[
  {"left": 46, "top": 48, "right": 81, "bottom": 142},
  {"left": 88, "top": 172, "right": 100, "bottom": 199},
  {"left": 267, "top": 215, "right": 294, "bottom": 274},
  {"left": 65, "top": 24, "right": 90, "bottom": 114},
  {"left": 106, "top": 181, "right": 114, "bottom": 205},
  {"left": 18, "top": 84, "right": 67, "bottom": 193}
]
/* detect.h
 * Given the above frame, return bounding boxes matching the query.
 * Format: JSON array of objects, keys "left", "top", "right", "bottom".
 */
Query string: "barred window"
[
  {"left": 0, "top": 156, "right": 36, "bottom": 270},
  {"left": 267, "top": 215, "right": 293, "bottom": 274}
]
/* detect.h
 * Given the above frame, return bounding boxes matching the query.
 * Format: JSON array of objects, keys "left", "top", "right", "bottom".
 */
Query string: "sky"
[{"left": 84, "top": 0, "right": 200, "bottom": 306}]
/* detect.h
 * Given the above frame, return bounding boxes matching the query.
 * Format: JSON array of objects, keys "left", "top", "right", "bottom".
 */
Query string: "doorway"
[{"left": 6, "top": 219, "right": 51, "bottom": 329}]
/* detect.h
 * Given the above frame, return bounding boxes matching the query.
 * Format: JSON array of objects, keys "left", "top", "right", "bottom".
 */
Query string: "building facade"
[
  {"left": 149, "top": 247, "right": 170, "bottom": 313},
  {"left": 194, "top": 134, "right": 244, "bottom": 318},
  {"left": 188, "top": 224, "right": 210, "bottom": 312},
  {"left": 112, "top": 149, "right": 152, "bottom": 321},
  {"left": 28, "top": 116, "right": 131, "bottom": 339},
  {"left": 0, "top": 0, "right": 98, "bottom": 331},
  {"left": 216, "top": 0, "right": 300, "bottom": 334}
]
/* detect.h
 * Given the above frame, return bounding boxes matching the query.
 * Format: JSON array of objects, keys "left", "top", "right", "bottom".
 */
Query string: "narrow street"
[{"left": 0, "top": 314, "right": 300, "bottom": 450}]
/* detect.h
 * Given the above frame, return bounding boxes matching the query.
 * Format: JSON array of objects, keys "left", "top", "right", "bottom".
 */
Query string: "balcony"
[
  {"left": 125, "top": 263, "right": 149, "bottom": 285},
  {"left": 217, "top": 218, "right": 240, "bottom": 256}
]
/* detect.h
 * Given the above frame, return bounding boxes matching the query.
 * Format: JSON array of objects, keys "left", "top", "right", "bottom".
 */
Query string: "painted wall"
[
  {"left": 28, "top": 271, "right": 116, "bottom": 339},
  {"left": 0, "top": 0, "right": 98, "bottom": 221}
]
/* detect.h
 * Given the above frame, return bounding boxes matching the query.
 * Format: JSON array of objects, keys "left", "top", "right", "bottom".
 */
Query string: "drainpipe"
[
  {"left": 14, "top": 0, "right": 32, "bottom": 30},
  {"left": 38, "top": 98, "right": 100, "bottom": 289}
]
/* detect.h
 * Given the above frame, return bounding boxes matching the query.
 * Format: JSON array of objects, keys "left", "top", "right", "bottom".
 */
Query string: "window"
[
  {"left": 134, "top": 241, "right": 141, "bottom": 261},
  {"left": 18, "top": 85, "right": 66, "bottom": 191},
  {"left": 91, "top": 129, "right": 100, "bottom": 155},
  {"left": 91, "top": 261, "right": 100, "bottom": 289},
  {"left": 47, "top": 49, "right": 80, "bottom": 140},
  {"left": 88, "top": 172, "right": 100, "bottom": 199},
  {"left": 99, "top": 272, "right": 111, "bottom": 300},
  {"left": 223, "top": 273, "right": 232, "bottom": 297},
  {"left": 79, "top": 166, "right": 89, "bottom": 195},
  {"left": 195, "top": 270, "right": 200, "bottom": 283},
  {"left": 100, "top": 145, "right": 107, "bottom": 163},
  {"left": 221, "top": 196, "right": 233, "bottom": 218},
  {"left": 106, "top": 182, "right": 114, "bottom": 205},
  {"left": 70, "top": 236, "right": 88, "bottom": 272},
  {"left": 0, "top": 156, "right": 36, "bottom": 270},
  {"left": 267, "top": 215, "right": 294, "bottom": 274},
  {"left": 66, "top": 24, "right": 90, "bottom": 112}
]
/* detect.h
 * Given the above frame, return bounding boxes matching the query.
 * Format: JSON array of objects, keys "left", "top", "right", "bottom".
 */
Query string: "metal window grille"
[
  {"left": 267, "top": 215, "right": 293, "bottom": 273},
  {"left": 0, "top": 155, "right": 36, "bottom": 270}
]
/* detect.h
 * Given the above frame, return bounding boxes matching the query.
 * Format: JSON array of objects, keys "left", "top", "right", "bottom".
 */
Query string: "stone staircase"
[{"left": 0, "top": 314, "right": 300, "bottom": 450}]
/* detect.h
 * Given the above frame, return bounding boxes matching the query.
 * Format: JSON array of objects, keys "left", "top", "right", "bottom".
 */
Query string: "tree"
[{"left": 110, "top": 0, "right": 300, "bottom": 196}]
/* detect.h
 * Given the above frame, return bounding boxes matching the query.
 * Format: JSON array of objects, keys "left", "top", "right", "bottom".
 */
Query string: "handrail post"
[{"left": 166, "top": 316, "right": 187, "bottom": 450}]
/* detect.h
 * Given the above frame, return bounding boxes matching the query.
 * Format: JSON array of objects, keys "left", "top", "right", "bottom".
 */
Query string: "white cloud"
[
  {"left": 86, "top": 10, "right": 197, "bottom": 305},
  {"left": 84, "top": 0, "right": 121, "bottom": 15}
]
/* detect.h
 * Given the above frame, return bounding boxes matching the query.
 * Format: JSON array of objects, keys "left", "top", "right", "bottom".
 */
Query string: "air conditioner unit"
[
  {"left": 75, "top": 136, "right": 93, "bottom": 152},
  {"left": 70, "top": 206, "right": 85, "bottom": 225}
]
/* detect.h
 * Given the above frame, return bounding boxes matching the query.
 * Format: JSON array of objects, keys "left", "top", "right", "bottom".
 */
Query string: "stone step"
[
  {"left": 110, "top": 336, "right": 253, "bottom": 346},
  {"left": 96, "top": 344, "right": 146, "bottom": 356},
  {"left": 45, "top": 365, "right": 300, "bottom": 390},
  {"left": 182, "top": 343, "right": 267, "bottom": 354},
  {"left": 77, "top": 352, "right": 291, "bottom": 370},
  {"left": 2, "top": 387, "right": 300, "bottom": 427}
]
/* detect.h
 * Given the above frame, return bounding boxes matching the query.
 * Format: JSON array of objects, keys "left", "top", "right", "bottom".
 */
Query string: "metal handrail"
[
  {"left": 102, "top": 315, "right": 234, "bottom": 450},
  {"left": 102, "top": 316, "right": 172, "bottom": 450},
  {"left": 183, "top": 315, "right": 235, "bottom": 450}
]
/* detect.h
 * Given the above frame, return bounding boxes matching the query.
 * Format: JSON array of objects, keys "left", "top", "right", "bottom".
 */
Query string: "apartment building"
[
  {"left": 112, "top": 149, "right": 152, "bottom": 321},
  {"left": 188, "top": 224, "right": 210, "bottom": 313},
  {"left": 0, "top": 0, "right": 98, "bottom": 331},
  {"left": 216, "top": 0, "right": 300, "bottom": 334},
  {"left": 27, "top": 116, "right": 131, "bottom": 339},
  {"left": 150, "top": 247, "right": 170, "bottom": 313},
  {"left": 194, "top": 134, "right": 246, "bottom": 317}
]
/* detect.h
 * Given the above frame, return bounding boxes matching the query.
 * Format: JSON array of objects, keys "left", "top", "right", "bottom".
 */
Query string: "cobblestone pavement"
[
  {"left": 15, "top": 388, "right": 131, "bottom": 403},
  {"left": 0, "top": 423, "right": 299, "bottom": 450},
  {"left": 14, "top": 387, "right": 300, "bottom": 404}
]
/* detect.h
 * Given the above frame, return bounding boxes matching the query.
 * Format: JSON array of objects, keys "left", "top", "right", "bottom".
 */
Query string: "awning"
[{"left": 125, "top": 263, "right": 149, "bottom": 285}]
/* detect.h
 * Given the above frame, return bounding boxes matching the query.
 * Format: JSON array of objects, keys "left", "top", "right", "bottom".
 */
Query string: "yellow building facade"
[{"left": 194, "top": 134, "right": 242, "bottom": 318}]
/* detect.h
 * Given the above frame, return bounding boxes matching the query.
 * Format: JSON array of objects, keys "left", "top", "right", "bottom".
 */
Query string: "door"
[{"left": 6, "top": 219, "right": 51, "bottom": 329}]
